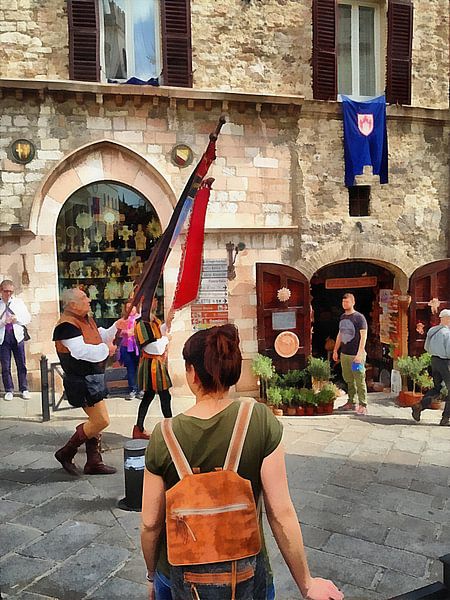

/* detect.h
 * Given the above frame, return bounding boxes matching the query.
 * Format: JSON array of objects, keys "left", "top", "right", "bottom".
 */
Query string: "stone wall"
[
  {"left": 0, "top": 0, "right": 68, "bottom": 80},
  {"left": 0, "top": 1, "right": 448, "bottom": 110}
]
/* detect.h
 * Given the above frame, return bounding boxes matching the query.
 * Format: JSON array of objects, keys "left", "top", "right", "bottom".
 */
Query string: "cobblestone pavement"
[{"left": 0, "top": 392, "right": 449, "bottom": 599}]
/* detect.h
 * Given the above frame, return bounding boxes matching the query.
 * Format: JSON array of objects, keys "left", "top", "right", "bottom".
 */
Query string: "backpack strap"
[
  {"left": 223, "top": 400, "right": 255, "bottom": 472},
  {"left": 161, "top": 418, "right": 193, "bottom": 480}
]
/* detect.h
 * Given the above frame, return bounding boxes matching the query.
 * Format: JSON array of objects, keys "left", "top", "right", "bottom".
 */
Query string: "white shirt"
[
  {"left": 61, "top": 323, "right": 118, "bottom": 363},
  {"left": 0, "top": 297, "right": 31, "bottom": 344}
]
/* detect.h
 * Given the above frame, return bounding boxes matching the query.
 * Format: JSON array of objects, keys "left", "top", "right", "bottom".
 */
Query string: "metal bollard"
[{"left": 117, "top": 439, "right": 148, "bottom": 511}]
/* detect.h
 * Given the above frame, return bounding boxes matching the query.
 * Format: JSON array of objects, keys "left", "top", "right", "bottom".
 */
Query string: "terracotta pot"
[
  {"left": 305, "top": 406, "right": 314, "bottom": 416},
  {"left": 286, "top": 406, "right": 296, "bottom": 416},
  {"left": 316, "top": 405, "right": 324, "bottom": 415},
  {"left": 272, "top": 408, "right": 283, "bottom": 417},
  {"left": 430, "top": 400, "right": 444, "bottom": 410},
  {"left": 324, "top": 403, "right": 334, "bottom": 414},
  {"left": 296, "top": 406, "right": 305, "bottom": 416},
  {"left": 397, "top": 391, "right": 423, "bottom": 407}
]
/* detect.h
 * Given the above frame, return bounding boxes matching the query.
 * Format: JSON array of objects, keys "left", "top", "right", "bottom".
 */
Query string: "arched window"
[{"left": 56, "top": 181, "right": 162, "bottom": 327}]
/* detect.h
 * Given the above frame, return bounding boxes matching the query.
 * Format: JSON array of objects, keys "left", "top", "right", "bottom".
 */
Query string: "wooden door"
[
  {"left": 408, "top": 260, "right": 450, "bottom": 355},
  {"left": 256, "top": 263, "right": 311, "bottom": 372}
]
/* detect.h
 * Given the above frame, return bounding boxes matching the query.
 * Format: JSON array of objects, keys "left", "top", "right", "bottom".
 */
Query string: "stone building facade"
[{"left": 0, "top": 0, "right": 448, "bottom": 392}]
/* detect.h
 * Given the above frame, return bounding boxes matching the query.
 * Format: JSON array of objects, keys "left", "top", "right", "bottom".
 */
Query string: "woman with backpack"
[{"left": 141, "top": 324, "right": 343, "bottom": 600}]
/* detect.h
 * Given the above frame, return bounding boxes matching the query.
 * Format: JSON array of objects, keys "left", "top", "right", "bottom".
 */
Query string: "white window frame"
[
  {"left": 98, "top": 0, "right": 162, "bottom": 83},
  {"left": 338, "top": 0, "right": 382, "bottom": 101}
]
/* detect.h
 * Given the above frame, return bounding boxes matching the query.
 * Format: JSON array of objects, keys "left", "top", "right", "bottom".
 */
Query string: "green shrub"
[
  {"left": 299, "top": 388, "right": 317, "bottom": 406},
  {"left": 281, "top": 369, "right": 305, "bottom": 388},
  {"left": 397, "top": 353, "right": 431, "bottom": 394},
  {"left": 252, "top": 354, "right": 275, "bottom": 381},
  {"left": 267, "top": 386, "right": 283, "bottom": 407},
  {"left": 316, "top": 384, "right": 336, "bottom": 405},
  {"left": 307, "top": 356, "right": 331, "bottom": 381},
  {"left": 280, "top": 387, "right": 296, "bottom": 406}
]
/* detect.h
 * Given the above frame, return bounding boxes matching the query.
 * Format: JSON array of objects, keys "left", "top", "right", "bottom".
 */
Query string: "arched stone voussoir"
[
  {"left": 30, "top": 140, "right": 177, "bottom": 234},
  {"left": 296, "top": 241, "right": 414, "bottom": 283}
]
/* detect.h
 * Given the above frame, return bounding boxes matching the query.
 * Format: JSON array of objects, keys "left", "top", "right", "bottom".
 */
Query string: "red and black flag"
[{"left": 130, "top": 116, "right": 225, "bottom": 319}]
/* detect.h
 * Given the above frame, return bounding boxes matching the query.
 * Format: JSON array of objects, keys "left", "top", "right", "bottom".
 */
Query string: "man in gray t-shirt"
[{"left": 333, "top": 293, "right": 368, "bottom": 414}]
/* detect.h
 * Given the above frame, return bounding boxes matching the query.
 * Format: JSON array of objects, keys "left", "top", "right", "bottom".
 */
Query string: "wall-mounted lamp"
[
  {"left": 10, "top": 139, "right": 35, "bottom": 164},
  {"left": 226, "top": 241, "right": 246, "bottom": 280}
]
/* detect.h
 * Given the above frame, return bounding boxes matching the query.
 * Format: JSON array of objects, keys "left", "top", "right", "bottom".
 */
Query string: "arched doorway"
[
  {"left": 56, "top": 181, "right": 162, "bottom": 327},
  {"left": 408, "top": 259, "right": 450, "bottom": 355},
  {"left": 311, "top": 260, "right": 396, "bottom": 383}
]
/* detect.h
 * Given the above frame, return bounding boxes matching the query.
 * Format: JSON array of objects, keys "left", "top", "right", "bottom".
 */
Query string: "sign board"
[
  {"left": 191, "top": 259, "right": 229, "bottom": 330},
  {"left": 325, "top": 276, "right": 378, "bottom": 289},
  {"left": 272, "top": 311, "right": 297, "bottom": 331}
]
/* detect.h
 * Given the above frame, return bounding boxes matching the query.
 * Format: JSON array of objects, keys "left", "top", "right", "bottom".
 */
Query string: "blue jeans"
[
  {"left": 119, "top": 346, "right": 139, "bottom": 393},
  {"left": 154, "top": 570, "right": 276, "bottom": 599}
]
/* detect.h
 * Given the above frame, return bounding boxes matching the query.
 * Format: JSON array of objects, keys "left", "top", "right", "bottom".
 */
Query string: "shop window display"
[{"left": 56, "top": 182, "right": 163, "bottom": 328}]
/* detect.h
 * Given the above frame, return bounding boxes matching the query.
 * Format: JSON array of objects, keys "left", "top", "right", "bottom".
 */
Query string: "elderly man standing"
[
  {"left": 53, "top": 288, "right": 126, "bottom": 475},
  {"left": 412, "top": 309, "right": 450, "bottom": 427},
  {"left": 0, "top": 279, "right": 31, "bottom": 401}
]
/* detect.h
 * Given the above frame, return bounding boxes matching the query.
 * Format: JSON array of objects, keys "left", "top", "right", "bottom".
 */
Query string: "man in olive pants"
[{"left": 333, "top": 293, "right": 368, "bottom": 415}]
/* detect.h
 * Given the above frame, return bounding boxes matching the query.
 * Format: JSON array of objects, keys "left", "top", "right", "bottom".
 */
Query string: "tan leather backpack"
[{"left": 161, "top": 400, "right": 262, "bottom": 599}]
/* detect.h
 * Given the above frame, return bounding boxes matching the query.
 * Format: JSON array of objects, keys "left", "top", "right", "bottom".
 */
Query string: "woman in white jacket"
[{"left": 0, "top": 279, "right": 31, "bottom": 401}]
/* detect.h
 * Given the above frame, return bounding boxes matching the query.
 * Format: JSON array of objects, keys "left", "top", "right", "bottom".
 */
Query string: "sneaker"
[
  {"left": 4, "top": 392, "right": 13, "bottom": 401},
  {"left": 355, "top": 405, "right": 368, "bottom": 416},
  {"left": 411, "top": 403, "right": 422, "bottom": 422},
  {"left": 126, "top": 391, "right": 136, "bottom": 401},
  {"left": 137, "top": 391, "right": 144, "bottom": 399},
  {"left": 439, "top": 416, "right": 449, "bottom": 426},
  {"left": 21, "top": 390, "right": 31, "bottom": 400},
  {"left": 336, "top": 402, "right": 356, "bottom": 412}
]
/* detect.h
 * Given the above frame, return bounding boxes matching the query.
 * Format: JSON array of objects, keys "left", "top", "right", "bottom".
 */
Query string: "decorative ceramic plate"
[{"left": 274, "top": 331, "right": 300, "bottom": 358}]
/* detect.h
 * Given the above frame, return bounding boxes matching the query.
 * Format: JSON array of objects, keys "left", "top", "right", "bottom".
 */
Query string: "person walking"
[
  {"left": 141, "top": 324, "right": 343, "bottom": 600},
  {"left": 119, "top": 301, "right": 141, "bottom": 400},
  {"left": 52, "top": 288, "right": 127, "bottom": 475},
  {"left": 132, "top": 296, "right": 172, "bottom": 440},
  {"left": 412, "top": 308, "right": 450, "bottom": 426},
  {"left": 333, "top": 292, "right": 368, "bottom": 415},
  {"left": 0, "top": 279, "right": 31, "bottom": 401}
]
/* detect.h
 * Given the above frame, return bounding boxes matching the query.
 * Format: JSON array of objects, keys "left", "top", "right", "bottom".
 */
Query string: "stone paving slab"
[
  {"left": 1, "top": 393, "right": 450, "bottom": 599},
  {"left": 28, "top": 545, "right": 130, "bottom": 599}
]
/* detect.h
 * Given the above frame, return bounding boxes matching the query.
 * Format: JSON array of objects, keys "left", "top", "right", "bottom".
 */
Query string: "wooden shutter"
[
  {"left": 386, "top": 0, "right": 413, "bottom": 105},
  {"left": 312, "top": 0, "right": 337, "bottom": 101},
  {"left": 161, "top": 0, "right": 193, "bottom": 87},
  {"left": 68, "top": 0, "right": 99, "bottom": 82}
]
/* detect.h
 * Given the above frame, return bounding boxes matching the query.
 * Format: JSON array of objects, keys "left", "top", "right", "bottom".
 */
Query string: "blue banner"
[{"left": 342, "top": 94, "right": 388, "bottom": 187}]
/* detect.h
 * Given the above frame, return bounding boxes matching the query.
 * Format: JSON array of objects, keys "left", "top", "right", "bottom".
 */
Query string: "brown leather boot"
[
  {"left": 55, "top": 423, "right": 87, "bottom": 476},
  {"left": 84, "top": 435, "right": 117, "bottom": 475},
  {"left": 132, "top": 425, "right": 150, "bottom": 440}
]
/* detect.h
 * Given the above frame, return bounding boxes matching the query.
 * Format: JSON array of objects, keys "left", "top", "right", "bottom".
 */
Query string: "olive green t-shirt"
[{"left": 145, "top": 400, "right": 283, "bottom": 577}]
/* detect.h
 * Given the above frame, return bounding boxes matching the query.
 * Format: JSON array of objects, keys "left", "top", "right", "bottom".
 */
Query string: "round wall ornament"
[
  {"left": 171, "top": 144, "right": 194, "bottom": 168},
  {"left": 277, "top": 287, "right": 291, "bottom": 302},
  {"left": 274, "top": 331, "right": 300, "bottom": 358}
]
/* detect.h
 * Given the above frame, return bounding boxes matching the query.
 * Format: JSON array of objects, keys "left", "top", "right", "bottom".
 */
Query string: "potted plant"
[
  {"left": 252, "top": 354, "right": 275, "bottom": 402},
  {"left": 307, "top": 356, "right": 331, "bottom": 392},
  {"left": 396, "top": 353, "right": 431, "bottom": 407},
  {"left": 301, "top": 388, "right": 317, "bottom": 416},
  {"left": 267, "top": 386, "right": 283, "bottom": 416},
  {"left": 316, "top": 383, "right": 337, "bottom": 415},
  {"left": 281, "top": 387, "right": 296, "bottom": 416},
  {"left": 292, "top": 389, "right": 305, "bottom": 416}
]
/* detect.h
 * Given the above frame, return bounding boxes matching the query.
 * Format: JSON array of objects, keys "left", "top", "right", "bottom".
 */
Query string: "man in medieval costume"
[{"left": 53, "top": 288, "right": 126, "bottom": 475}]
